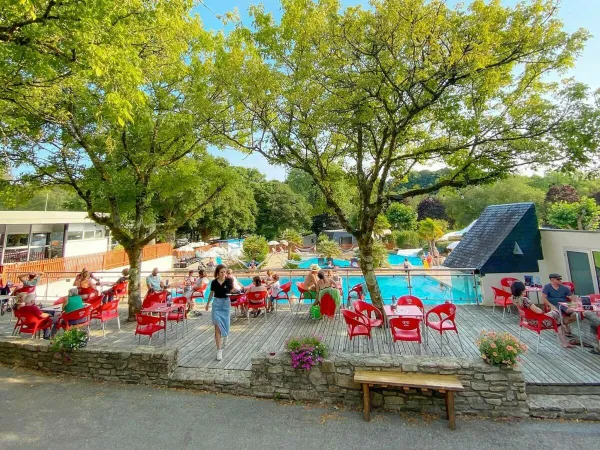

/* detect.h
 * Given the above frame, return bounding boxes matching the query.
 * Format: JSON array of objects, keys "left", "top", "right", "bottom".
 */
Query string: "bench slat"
[{"left": 354, "top": 370, "right": 464, "bottom": 391}]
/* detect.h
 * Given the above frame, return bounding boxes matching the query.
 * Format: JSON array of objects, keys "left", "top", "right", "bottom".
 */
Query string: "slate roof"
[{"left": 443, "top": 203, "right": 541, "bottom": 274}]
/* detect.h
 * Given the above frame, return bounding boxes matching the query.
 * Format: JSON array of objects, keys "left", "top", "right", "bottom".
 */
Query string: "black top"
[{"left": 210, "top": 278, "right": 233, "bottom": 298}]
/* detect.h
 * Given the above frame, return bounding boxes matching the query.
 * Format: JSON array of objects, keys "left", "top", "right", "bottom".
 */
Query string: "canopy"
[
  {"left": 279, "top": 240, "right": 288, "bottom": 245},
  {"left": 268, "top": 240, "right": 279, "bottom": 246},
  {"left": 200, "top": 249, "right": 220, "bottom": 258},
  {"left": 441, "top": 220, "right": 477, "bottom": 241},
  {"left": 176, "top": 245, "right": 195, "bottom": 251},
  {"left": 396, "top": 248, "right": 422, "bottom": 257}
]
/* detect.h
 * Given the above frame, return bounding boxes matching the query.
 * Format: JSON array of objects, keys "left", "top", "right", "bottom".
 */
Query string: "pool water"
[
  {"left": 387, "top": 255, "right": 423, "bottom": 267},
  {"left": 297, "top": 255, "right": 423, "bottom": 269}
]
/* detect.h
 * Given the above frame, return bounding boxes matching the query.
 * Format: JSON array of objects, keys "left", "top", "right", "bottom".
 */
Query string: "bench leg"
[
  {"left": 445, "top": 391, "right": 456, "bottom": 430},
  {"left": 362, "top": 383, "right": 371, "bottom": 422}
]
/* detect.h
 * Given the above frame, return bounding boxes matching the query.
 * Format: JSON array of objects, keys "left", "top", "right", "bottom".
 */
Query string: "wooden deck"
[{"left": 2, "top": 304, "right": 600, "bottom": 388}]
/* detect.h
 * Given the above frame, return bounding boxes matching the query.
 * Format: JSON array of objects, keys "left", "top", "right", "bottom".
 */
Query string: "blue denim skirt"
[{"left": 211, "top": 297, "right": 230, "bottom": 337}]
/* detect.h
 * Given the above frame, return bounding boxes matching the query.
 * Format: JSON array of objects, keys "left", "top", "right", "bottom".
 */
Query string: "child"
[{"left": 268, "top": 274, "right": 281, "bottom": 312}]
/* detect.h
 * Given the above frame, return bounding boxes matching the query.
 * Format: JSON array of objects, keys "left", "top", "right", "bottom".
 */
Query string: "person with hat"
[{"left": 542, "top": 273, "right": 577, "bottom": 333}]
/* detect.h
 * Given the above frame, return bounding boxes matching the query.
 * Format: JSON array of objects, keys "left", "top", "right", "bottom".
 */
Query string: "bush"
[
  {"left": 395, "top": 230, "right": 421, "bottom": 249},
  {"left": 50, "top": 328, "right": 89, "bottom": 362},
  {"left": 476, "top": 331, "right": 527, "bottom": 367},
  {"left": 289, "top": 252, "right": 302, "bottom": 261},
  {"left": 286, "top": 336, "right": 328, "bottom": 371},
  {"left": 242, "top": 235, "right": 269, "bottom": 262}
]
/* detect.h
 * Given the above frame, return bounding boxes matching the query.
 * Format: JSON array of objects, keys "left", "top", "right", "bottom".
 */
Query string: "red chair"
[
  {"left": 166, "top": 296, "right": 188, "bottom": 336},
  {"left": 55, "top": 305, "right": 93, "bottom": 333},
  {"left": 500, "top": 277, "right": 519, "bottom": 291},
  {"left": 246, "top": 291, "right": 268, "bottom": 322},
  {"left": 341, "top": 309, "right": 372, "bottom": 351},
  {"left": 320, "top": 292, "right": 336, "bottom": 319},
  {"left": 229, "top": 293, "right": 247, "bottom": 318},
  {"left": 588, "top": 294, "right": 600, "bottom": 303},
  {"left": 134, "top": 314, "right": 166, "bottom": 344},
  {"left": 272, "top": 281, "right": 292, "bottom": 311},
  {"left": 78, "top": 286, "right": 99, "bottom": 300},
  {"left": 12, "top": 309, "right": 52, "bottom": 338},
  {"left": 389, "top": 317, "right": 423, "bottom": 354},
  {"left": 191, "top": 282, "right": 208, "bottom": 303},
  {"left": 142, "top": 290, "right": 167, "bottom": 309},
  {"left": 347, "top": 283, "right": 365, "bottom": 306},
  {"left": 562, "top": 281, "right": 575, "bottom": 294},
  {"left": 425, "top": 303, "right": 464, "bottom": 354},
  {"left": 112, "top": 281, "right": 128, "bottom": 302},
  {"left": 352, "top": 300, "right": 383, "bottom": 328},
  {"left": 91, "top": 300, "right": 121, "bottom": 337},
  {"left": 12, "top": 285, "right": 36, "bottom": 296},
  {"left": 295, "top": 283, "right": 315, "bottom": 313},
  {"left": 491, "top": 287, "right": 514, "bottom": 321},
  {"left": 397, "top": 295, "right": 424, "bottom": 312},
  {"left": 516, "top": 305, "right": 559, "bottom": 353}
]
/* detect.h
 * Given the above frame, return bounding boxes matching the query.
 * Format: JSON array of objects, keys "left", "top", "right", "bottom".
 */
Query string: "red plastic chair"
[
  {"left": 12, "top": 309, "right": 52, "bottom": 338},
  {"left": 352, "top": 300, "right": 383, "bottom": 328},
  {"left": 491, "top": 287, "right": 514, "bottom": 321},
  {"left": 56, "top": 305, "right": 93, "bottom": 333},
  {"left": 320, "top": 292, "right": 336, "bottom": 319},
  {"left": 425, "top": 303, "right": 464, "bottom": 354},
  {"left": 341, "top": 309, "right": 372, "bottom": 351},
  {"left": 562, "top": 281, "right": 575, "bottom": 294},
  {"left": 397, "top": 295, "right": 424, "bottom": 313},
  {"left": 246, "top": 291, "right": 268, "bottom": 322},
  {"left": 500, "top": 277, "right": 519, "bottom": 291},
  {"left": 112, "top": 281, "right": 128, "bottom": 302},
  {"left": 516, "top": 305, "right": 559, "bottom": 353},
  {"left": 142, "top": 290, "right": 167, "bottom": 309},
  {"left": 134, "top": 314, "right": 166, "bottom": 344},
  {"left": 166, "top": 296, "right": 188, "bottom": 335},
  {"left": 295, "top": 283, "right": 315, "bottom": 314},
  {"left": 78, "top": 286, "right": 99, "bottom": 300},
  {"left": 229, "top": 293, "right": 247, "bottom": 318},
  {"left": 191, "top": 282, "right": 208, "bottom": 303},
  {"left": 588, "top": 294, "right": 600, "bottom": 303},
  {"left": 273, "top": 282, "right": 292, "bottom": 311},
  {"left": 389, "top": 317, "right": 423, "bottom": 354},
  {"left": 91, "top": 300, "right": 121, "bottom": 337},
  {"left": 347, "top": 283, "right": 365, "bottom": 306}
]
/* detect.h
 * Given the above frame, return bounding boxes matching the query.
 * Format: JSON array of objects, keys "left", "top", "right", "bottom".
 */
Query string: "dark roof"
[{"left": 443, "top": 203, "right": 541, "bottom": 274}]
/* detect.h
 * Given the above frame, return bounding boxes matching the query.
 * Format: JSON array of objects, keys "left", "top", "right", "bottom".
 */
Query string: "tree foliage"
[
  {"left": 417, "top": 197, "right": 449, "bottom": 222},
  {"left": 242, "top": 234, "right": 269, "bottom": 262},
  {"left": 394, "top": 230, "right": 422, "bottom": 249},
  {"left": 213, "top": 0, "right": 588, "bottom": 308},
  {"left": 385, "top": 203, "right": 418, "bottom": 231},
  {"left": 545, "top": 184, "right": 580, "bottom": 204},
  {"left": 546, "top": 197, "right": 600, "bottom": 231},
  {"left": 317, "top": 234, "right": 342, "bottom": 259},
  {"left": 417, "top": 219, "right": 447, "bottom": 256},
  {"left": 281, "top": 228, "right": 303, "bottom": 259}
]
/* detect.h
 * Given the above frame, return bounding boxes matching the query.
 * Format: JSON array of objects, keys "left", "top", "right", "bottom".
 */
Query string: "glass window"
[
  {"left": 31, "top": 232, "right": 50, "bottom": 247},
  {"left": 6, "top": 233, "right": 29, "bottom": 247},
  {"left": 95, "top": 228, "right": 104, "bottom": 238},
  {"left": 566, "top": 250, "right": 595, "bottom": 296},
  {"left": 67, "top": 230, "right": 83, "bottom": 241},
  {"left": 29, "top": 246, "right": 50, "bottom": 262},
  {"left": 84, "top": 230, "right": 95, "bottom": 239}
]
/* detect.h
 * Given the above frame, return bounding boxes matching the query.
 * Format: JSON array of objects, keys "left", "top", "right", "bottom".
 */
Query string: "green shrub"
[
  {"left": 286, "top": 336, "right": 328, "bottom": 370},
  {"left": 242, "top": 235, "right": 269, "bottom": 262},
  {"left": 395, "top": 230, "right": 421, "bottom": 249},
  {"left": 289, "top": 252, "right": 302, "bottom": 261},
  {"left": 476, "top": 331, "right": 527, "bottom": 367}
]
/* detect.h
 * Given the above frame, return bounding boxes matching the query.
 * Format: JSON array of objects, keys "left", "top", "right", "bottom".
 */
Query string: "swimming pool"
[
  {"left": 387, "top": 254, "right": 423, "bottom": 267},
  {"left": 297, "top": 255, "right": 423, "bottom": 269}
]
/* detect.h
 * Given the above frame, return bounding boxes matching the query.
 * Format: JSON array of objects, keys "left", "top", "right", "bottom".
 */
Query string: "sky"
[{"left": 197, "top": 0, "right": 600, "bottom": 181}]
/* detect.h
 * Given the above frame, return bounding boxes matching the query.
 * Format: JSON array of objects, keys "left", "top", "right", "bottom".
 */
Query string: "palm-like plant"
[
  {"left": 417, "top": 219, "right": 447, "bottom": 256},
  {"left": 281, "top": 229, "right": 303, "bottom": 259}
]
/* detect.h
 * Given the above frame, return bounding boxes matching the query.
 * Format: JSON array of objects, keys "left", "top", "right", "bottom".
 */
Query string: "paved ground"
[{"left": 1, "top": 366, "right": 599, "bottom": 450}]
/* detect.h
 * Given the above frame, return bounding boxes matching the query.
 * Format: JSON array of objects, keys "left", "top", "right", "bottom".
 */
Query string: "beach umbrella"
[
  {"left": 268, "top": 240, "right": 279, "bottom": 246},
  {"left": 280, "top": 240, "right": 288, "bottom": 245},
  {"left": 177, "top": 245, "right": 195, "bottom": 251},
  {"left": 201, "top": 249, "right": 220, "bottom": 258}
]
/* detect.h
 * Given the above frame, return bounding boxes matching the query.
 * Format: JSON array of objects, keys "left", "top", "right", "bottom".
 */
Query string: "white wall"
[
  {"left": 64, "top": 238, "right": 110, "bottom": 257},
  {"left": 480, "top": 272, "right": 543, "bottom": 306},
  {"left": 37, "top": 255, "right": 174, "bottom": 301}
]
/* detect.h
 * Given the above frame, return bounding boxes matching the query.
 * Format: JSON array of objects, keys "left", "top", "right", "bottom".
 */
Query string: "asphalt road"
[{"left": 1, "top": 366, "right": 598, "bottom": 450}]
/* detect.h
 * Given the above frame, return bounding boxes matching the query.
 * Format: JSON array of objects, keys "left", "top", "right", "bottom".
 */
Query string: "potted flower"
[
  {"left": 476, "top": 331, "right": 527, "bottom": 368},
  {"left": 50, "top": 328, "right": 89, "bottom": 363},
  {"left": 286, "top": 336, "right": 328, "bottom": 371}
]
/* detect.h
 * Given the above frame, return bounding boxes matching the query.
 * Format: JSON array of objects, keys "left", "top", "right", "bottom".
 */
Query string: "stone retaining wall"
[
  {"left": 251, "top": 353, "right": 529, "bottom": 417},
  {"left": 0, "top": 337, "right": 177, "bottom": 386}
]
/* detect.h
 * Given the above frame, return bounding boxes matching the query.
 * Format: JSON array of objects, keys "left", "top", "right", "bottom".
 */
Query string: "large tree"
[
  {"left": 2, "top": 2, "right": 236, "bottom": 319},
  {"left": 210, "top": 0, "right": 589, "bottom": 309}
]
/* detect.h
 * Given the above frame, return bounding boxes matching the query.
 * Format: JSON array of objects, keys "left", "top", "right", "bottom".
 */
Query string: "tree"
[
  {"left": 373, "top": 215, "right": 391, "bottom": 237},
  {"left": 3, "top": 3, "right": 235, "bottom": 319},
  {"left": 385, "top": 203, "right": 417, "bottom": 231},
  {"left": 311, "top": 213, "right": 342, "bottom": 236},
  {"left": 547, "top": 197, "right": 600, "bottom": 231},
  {"left": 214, "top": 0, "right": 589, "bottom": 309},
  {"left": 317, "top": 234, "right": 342, "bottom": 259},
  {"left": 545, "top": 185, "right": 580, "bottom": 204},
  {"left": 440, "top": 176, "right": 546, "bottom": 228},
  {"left": 417, "top": 219, "right": 447, "bottom": 258},
  {"left": 394, "top": 230, "right": 422, "bottom": 249},
  {"left": 281, "top": 228, "right": 303, "bottom": 260},
  {"left": 417, "top": 197, "right": 449, "bottom": 222},
  {"left": 371, "top": 240, "right": 390, "bottom": 269},
  {"left": 242, "top": 235, "right": 269, "bottom": 262}
]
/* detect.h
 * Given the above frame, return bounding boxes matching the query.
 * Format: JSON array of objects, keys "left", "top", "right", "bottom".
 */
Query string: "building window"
[
  {"left": 67, "top": 230, "right": 83, "bottom": 241},
  {"left": 6, "top": 233, "right": 29, "bottom": 247}
]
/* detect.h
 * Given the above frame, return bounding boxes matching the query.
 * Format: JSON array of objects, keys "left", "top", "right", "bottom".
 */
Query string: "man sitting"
[
  {"left": 146, "top": 268, "right": 164, "bottom": 293},
  {"left": 541, "top": 273, "right": 577, "bottom": 334}
]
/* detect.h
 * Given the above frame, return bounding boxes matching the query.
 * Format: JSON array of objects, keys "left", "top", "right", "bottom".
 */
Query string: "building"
[
  {"left": 0, "top": 211, "right": 109, "bottom": 264},
  {"left": 322, "top": 229, "right": 357, "bottom": 249}
]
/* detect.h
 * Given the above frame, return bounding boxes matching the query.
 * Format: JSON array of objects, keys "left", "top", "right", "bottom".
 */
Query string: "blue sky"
[{"left": 198, "top": 0, "right": 600, "bottom": 181}]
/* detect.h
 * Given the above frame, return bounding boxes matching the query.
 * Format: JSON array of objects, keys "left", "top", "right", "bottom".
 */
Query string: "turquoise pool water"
[
  {"left": 387, "top": 255, "right": 423, "bottom": 266},
  {"left": 297, "top": 255, "right": 423, "bottom": 269},
  {"left": 297, "top": 258, "right": 352, "bottom": 268}
]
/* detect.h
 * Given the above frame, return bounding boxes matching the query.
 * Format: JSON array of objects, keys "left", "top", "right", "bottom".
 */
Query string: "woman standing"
[{"left": 205, "top": 264, "right": 233, "bottom": 361}]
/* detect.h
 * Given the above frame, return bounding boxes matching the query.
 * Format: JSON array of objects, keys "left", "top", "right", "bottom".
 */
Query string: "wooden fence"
[{"left": 1, "top": 243, "right": 173, "bottom": 284}]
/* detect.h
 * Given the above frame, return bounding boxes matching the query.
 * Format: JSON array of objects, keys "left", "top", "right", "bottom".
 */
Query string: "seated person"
[
  {"left": 74, "top": 268, "right": 99, "bottom": 287},
  {"left": 326, "top": 269, "right": 340, "bottom": 289},
  {"left": 187, "top": 270, "right": 208, "bottom": 317},
  {"left": 182, "top": 270, "right": 196, "bottom": 296},
  {"left": 542, "top": 273, "right": 577, "bottom": 333},
  {"left": 18, "top": 272, "right": 41, "bottom": 288},
  {"left": 226, "top": 269, "right": 244, "bottom": 293},
  {"left": 315, "top": 270, "right": 341, "bottom": 307},
  {"left": 268, "top": 274, "right": 281, "bottom": 313},
  {"left": 15, "top": 299, "right": 53, "bottom": 339},
  {"left": 263, "top": 269, "right": 274, "bottom": 288},
  {"left": 512, "top": 281, "right": 572, "bottom": 348},
  {"left": 102, "top": 268, "right": 129, "bottom": 303},
  {"left": 303, "top": 264, "right": 319, "bottom": 301},
  {"left": 246, "top": 276, "right": 267, "bottom": 318},
  {"left": 50, "top": 288, "right": 89, "bottom": 336},
  {"left": 146, "top": 267, "right": 164, "bottom": 294},
  {"left": 207, "top": 258, "right": 216, "bottom": 269}
]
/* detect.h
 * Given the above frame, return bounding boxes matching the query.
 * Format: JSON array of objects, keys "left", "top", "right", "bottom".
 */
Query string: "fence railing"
[{"left": 1, "top": 243, "right": 173, "bottom": 284}]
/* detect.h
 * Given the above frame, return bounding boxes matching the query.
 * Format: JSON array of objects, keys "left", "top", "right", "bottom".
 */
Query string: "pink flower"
[
  {"left": 493, "top": 352, "right": 498, "bottom": 357},
  {"left": 490, "top": 343, "right": 497, "bottom": 349},
  {"left": 506, "top": 345, "right": 513, "bottom": 351}
]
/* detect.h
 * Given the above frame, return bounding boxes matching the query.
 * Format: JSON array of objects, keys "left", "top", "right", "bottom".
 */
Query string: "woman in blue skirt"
[{"left": 205, "top": 264, "right": 233, "bottom": 361}]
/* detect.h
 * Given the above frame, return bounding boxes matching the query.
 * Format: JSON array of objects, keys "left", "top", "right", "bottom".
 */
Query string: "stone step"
[
  {"left": 170, "top": 367, "right": 252, "bottom": 395},
  {"left": 526, "top": 384, "right": 600, "bottom": 395},
  {"left": 527, "top": 394, "right": 600, "bottom": 420}
]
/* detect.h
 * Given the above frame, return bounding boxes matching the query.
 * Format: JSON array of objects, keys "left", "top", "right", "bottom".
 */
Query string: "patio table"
[
  {"left": 558, "top": 302, "right": 600, "bottom": 349},
  {"left": 525, "top": 286, "right": 542, "bottom": 303},
  {"left": 41, "top": 305, "right": 63, "bottom": 317},
  {"left": 383, "top": 305, "right": 424, "bottom": 344},
  {"left": 141, "top": 303, "right": 184, "bottom": 344}
]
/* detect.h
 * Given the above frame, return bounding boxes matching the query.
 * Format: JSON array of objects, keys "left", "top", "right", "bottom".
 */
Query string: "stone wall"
[
  {"left": 0, "top": 337, "right": 177, "bottom": 386},
  {"left": 251, "top": 353, "right": 528, "bottom": 418}
]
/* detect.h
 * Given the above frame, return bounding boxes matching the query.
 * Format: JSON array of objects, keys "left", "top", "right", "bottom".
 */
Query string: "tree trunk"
[
  {"left": 201, "top": 228, "right": 211, "bottom": 243},
  {"left": 358, "top": 236, "right": 384, "bottom": 310},
  {"left": 126, "top": 246, "right": 143, "bottom": 321}
]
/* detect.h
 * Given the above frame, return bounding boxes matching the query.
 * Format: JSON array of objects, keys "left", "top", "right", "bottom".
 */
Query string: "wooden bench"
[{"left": 354, "top": 370, "right": 464, "bottom": 429}]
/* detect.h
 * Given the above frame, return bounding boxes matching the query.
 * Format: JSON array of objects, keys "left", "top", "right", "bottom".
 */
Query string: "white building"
[{"left": 0, "top": 211, "right": 110, "bottom": 264}]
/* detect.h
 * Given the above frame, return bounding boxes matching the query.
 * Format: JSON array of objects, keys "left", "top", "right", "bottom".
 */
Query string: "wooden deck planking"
[{"left": 2, "top": 304, "right": 600, "bottom": 386}]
